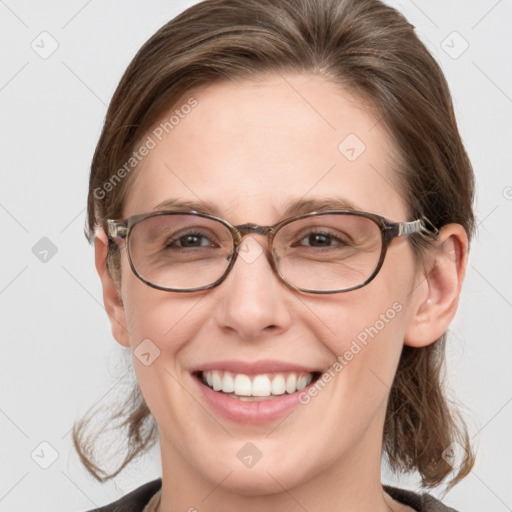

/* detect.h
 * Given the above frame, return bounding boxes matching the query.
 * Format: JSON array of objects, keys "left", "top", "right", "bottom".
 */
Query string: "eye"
[
  {"left": 294, "top": 229, "right": 350, "bottom": 248},
  {"left": 165, "top": 230, "right": 217, "bottom": 249}
]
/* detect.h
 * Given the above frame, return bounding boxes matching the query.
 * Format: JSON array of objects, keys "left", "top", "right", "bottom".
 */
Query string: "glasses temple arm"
[
  {"left": 107, "top": 219, "right": 128, "bottom": 240},
  {"left": 396, "top": 217, "right": 439, "bottom": 239}
]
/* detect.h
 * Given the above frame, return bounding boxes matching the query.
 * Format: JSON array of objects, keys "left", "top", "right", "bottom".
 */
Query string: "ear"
[
  {"left": 404, "top": 223, "right": 468, "bottom": 347},
  {"left": 94, "top": 229, "right": 130, "bottom": 347}
]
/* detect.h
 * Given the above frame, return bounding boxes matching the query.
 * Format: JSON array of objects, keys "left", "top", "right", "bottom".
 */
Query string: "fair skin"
[{"left": 95, "top": 73, "right": 468, "bottom": 512}]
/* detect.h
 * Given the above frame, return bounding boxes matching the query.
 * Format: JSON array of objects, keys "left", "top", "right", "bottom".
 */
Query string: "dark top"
[{"left": 86, "top": 478, "right": 460, "bottom": 511}]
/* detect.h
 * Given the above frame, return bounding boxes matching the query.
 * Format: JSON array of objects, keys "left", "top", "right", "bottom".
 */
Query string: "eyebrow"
[
  {"left": 281, "top": 197, "right": 362, "bottom": 217},
  {"left": 153, "top": 198, "right": 221, "bottom": 215},
  {"left": 152, "top": 196, "right": 364, "bottom": 220}
]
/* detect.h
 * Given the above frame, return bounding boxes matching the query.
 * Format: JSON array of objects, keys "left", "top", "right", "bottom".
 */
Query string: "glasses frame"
[{"left": 107, "top": 209, "right": 439, "bottom": 294}]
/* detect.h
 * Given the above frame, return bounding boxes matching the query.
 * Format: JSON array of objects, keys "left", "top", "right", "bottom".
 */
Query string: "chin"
[
  {"left": 198, "top": 452, "right": 311, "bottom": 496},
  {"left": 217, "top": 467, "right": 302, "bottom": 496}
]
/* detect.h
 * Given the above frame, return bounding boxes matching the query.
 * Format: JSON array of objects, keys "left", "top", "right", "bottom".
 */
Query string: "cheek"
[
  {"left": 119, "top": 248, "right": 201, "bottom": 346},
  {"left": 119, "top": 270, "right": 199, "bottom": 394},
  {"left": 120, "top": 284, "right": 206, "bottom": 429},
  {"left": 311, "top": 293, "right": 407, "bottom": 407},
  {"left": 306, "top": 284, "right": 409, "bottom": 361},
  {"left": 301, "top": 249, "right": 415, "bottom": 407}
]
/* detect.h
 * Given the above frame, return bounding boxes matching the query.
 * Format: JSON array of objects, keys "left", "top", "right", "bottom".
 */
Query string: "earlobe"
[
  {"left": 94, "top": 228, "right": 130, "bottom": 347},
  {"left": 404, "top": 224, "right": 468, "bottom": 348}
]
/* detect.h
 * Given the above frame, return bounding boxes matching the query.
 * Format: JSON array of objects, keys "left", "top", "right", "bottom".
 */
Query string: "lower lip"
[{"left": 193, "top": 374, "right": 313, "bottom": 424}]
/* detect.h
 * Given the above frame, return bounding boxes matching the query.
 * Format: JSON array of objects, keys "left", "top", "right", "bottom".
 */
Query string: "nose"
[{"left": 212, "top": 235, "right": 293, "bottom": 341}]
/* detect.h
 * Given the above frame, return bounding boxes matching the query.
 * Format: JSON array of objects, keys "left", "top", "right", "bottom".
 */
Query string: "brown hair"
[{"left": 76, "top": 0, "right": 475, "bottom": 489}]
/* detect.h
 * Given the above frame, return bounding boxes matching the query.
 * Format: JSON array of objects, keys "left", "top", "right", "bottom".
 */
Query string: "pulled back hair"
[{"left": 76, "top": 0, "right": 475, "bottom": 489}]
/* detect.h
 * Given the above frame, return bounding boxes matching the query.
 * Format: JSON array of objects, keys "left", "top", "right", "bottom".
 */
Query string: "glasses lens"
[
  {"left": 129, "top": 214, "right": 233, "bottom": 290},
  {"left": 274, "top": 214, "right": 383, "bottom": 292}
]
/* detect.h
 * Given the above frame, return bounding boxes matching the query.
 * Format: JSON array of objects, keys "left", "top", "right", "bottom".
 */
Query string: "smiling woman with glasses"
[{"left": 74, "top": 0, "right": 476, "bottom": 511}]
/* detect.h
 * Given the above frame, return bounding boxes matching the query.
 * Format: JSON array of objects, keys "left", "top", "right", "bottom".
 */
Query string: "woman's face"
[{"left": 117, "top": 73, "right": 423, "bottom": 494}]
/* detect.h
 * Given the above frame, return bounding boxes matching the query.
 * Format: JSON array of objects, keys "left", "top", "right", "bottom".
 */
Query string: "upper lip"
[{"left": 192, "top": 359, "right": 322, "bottom": 375}]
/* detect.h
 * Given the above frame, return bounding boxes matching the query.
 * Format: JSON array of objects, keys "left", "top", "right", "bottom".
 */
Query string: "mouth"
[
  {"left": 194, "top": 370, "right": 322, "bottom": 401},
  {"left": 191, "top": 360, "right": 325, "bottom": 424}
]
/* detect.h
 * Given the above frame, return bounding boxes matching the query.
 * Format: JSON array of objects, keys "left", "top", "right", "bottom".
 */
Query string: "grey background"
[{"left": 1, "top": 1, "right": 511, "bottom": 511}]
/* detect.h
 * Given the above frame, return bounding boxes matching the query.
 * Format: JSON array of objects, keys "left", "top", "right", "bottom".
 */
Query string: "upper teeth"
[{"left": 202, "top": 370, "right": 313, "bottom": 397}]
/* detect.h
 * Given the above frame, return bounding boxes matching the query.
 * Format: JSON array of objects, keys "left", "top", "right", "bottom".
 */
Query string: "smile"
[
  {"left": 191, "top": 362, "right": 323, "bottom": 424},
  {"left": 198, "top": 370, "right": 321, "bottom": 400}
]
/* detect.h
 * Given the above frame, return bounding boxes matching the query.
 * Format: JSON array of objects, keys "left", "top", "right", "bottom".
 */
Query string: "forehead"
[{"left": 124, "top": 73, "right": 408, "bottom": 223}]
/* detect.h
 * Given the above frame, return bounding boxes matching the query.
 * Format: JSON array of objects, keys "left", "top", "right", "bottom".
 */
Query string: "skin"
[{"left": 95, "top": 73, "right": 468, "bottom": 512}]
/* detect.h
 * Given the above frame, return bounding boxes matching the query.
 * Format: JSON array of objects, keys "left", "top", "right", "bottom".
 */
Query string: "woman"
[{"left": 75, "top": 0, "right": 475, "bottom": 510}]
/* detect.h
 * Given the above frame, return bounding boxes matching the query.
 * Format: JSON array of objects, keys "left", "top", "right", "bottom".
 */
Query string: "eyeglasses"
[{"left": 106, "top": 210, "right": 438, "bottom": 294}]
